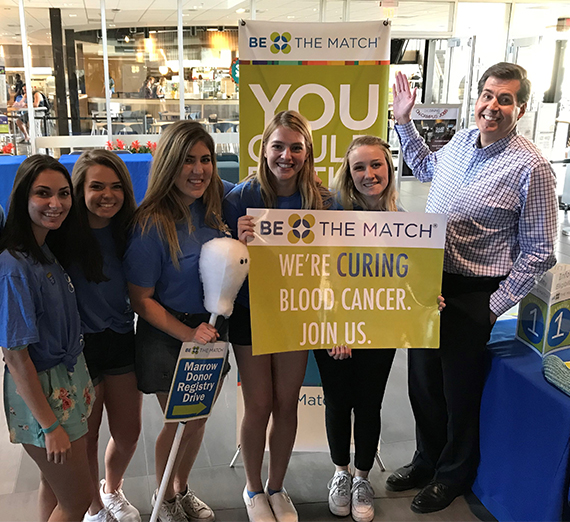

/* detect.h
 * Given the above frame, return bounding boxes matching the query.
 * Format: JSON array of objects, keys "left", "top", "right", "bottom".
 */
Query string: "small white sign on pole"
[{"left": 164, "top": 341, "right": 228, "bottom": 422}]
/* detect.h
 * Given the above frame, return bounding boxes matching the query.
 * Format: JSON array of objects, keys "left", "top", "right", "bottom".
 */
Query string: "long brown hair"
[
  {"left": 71, "top": 150, "right": 137, "bottom": 282},
  {"left": 245, "top": 110, "right": 331, "bottom": 210},
  {"left": 332, "top": 136, "right": 398, "bottom": 211},
  {"left": 133, "top": 120, "right": 225, "bottom": 267}
]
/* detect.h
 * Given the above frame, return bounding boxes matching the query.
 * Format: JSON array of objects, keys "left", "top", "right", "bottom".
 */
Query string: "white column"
[
  {"left": 19, "top": 0, "right": 36, "bottom": 153},
  {"left": 178, "top": 0, "right": 185, "bottom": 119},
  {"left": 100, "top": 0, "right": 113, "bottom": 141}
]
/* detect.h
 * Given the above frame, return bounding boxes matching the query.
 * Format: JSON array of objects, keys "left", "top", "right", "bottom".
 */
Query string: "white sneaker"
[
  {"left": 83, "top": 508, "right": 119, "bottom": 522},
  {"left": 327, "top": 471, "right": 352, "bottom": 517},
  {"left": 264, "top": 486, "right": 298, "bottom": 522},
  {"left": 100, "top": 480, "right": 141, "bottom": 522},
  {"left": 151, "top": 490, "right": 187, "bottom": 522},
  {"left": 177, "top": 487, "right": 215, "bottom": 522},
  {"left": 242, "top": 486, "right": 276, "bottom": 522},
  {"left": 351, "top": 478, "right": 374, "bottom": 522}
]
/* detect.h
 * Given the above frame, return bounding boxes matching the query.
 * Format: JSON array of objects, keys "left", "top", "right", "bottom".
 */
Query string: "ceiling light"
[
  {"left": 207, "top": 27, "right": 217, "bottom": 31},
  {"left": 236, "top": 8, "right": 245, "bottom": 13},
  {"left": 159, "top": 65, "right": 168, "bottom": 75},
  {"left": 69, "top": 13, "right": 77, "bottom": 17},
  {"left": 124, "top": 35, "right": 130, "bottom": 42}
]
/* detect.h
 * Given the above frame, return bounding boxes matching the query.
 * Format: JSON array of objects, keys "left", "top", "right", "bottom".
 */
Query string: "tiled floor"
[{"left": 0, "top": 176, "right": 566, "bottom": 522}]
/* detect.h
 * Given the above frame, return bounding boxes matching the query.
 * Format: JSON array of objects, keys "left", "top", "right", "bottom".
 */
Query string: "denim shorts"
[{"left": 135, "top": 310, "right": 230, "bottom": 394}]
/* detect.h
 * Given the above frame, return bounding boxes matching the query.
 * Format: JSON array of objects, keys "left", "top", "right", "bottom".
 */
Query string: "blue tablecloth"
[
  {"left": 473, "top": 317, "right": 570, "bottom": 521},
  {"left": 0, "top": 155, "right": 27, "bottom": 210},
  {"left": 1, "top": 154, "right": 237, "bottom": 211},
  {"left": 59, "top": 153, "right": 153, "bottom": 205}
]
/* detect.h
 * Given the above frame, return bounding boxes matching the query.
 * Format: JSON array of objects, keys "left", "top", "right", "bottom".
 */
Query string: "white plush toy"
[{"left": 199, "top": 237, "right": 250, "bottom": 325}]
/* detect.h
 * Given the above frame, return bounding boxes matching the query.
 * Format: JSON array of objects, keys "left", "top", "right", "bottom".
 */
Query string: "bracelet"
[{"left": 41, "top": 420, "right": 60, "bottom": 434}]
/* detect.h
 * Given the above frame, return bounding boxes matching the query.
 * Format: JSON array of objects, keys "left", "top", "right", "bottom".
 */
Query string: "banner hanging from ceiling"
[{"left": 238, "top": 20, "right": 391, "bottom": 186}]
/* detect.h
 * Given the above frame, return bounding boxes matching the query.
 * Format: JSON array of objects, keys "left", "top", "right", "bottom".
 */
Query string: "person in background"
[
  {"left": 386, "top": 62, "right": 557, "bottom": 514},
  {"left": 69, "top": 150, "right": 142, "bottom": 522},
  {"left": 140, "top": 77, "right": 155, "bottom": 99},
  {"left": 13, "top": 84, "right": 42, "bottom": 144},
  {"left": 0, "top": 154, "right": 94, "bottom": 521},
  {"left": 223, "top": 110, "right": 334, "bottom": 522},
  {"left": 14, "top": 74, "right": 24, "bottom": 98},
  {"left": 154, "top": 77, "right": 167, "bottom": 100},
  {"left": 125, "top": 121, "right": 229, "bottom": 522}
]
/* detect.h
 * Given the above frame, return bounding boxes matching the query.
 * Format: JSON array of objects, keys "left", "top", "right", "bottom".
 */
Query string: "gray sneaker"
[
  {"left": 351, "top": 477, "right": 374, "bottom": 522},
  {"left": 151, "top": 490, "right": 187, "bottom": 522},
  {"left": 177, "top": 487, "right": 215, "bottom": 522},
  {"left": 327, "top": 471, "right": 352, "bottom": 516}
]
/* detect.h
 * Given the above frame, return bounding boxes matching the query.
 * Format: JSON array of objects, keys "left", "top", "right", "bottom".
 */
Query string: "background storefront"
[{"left": 1, "top": 0, "right": 570, "bottom": 164}]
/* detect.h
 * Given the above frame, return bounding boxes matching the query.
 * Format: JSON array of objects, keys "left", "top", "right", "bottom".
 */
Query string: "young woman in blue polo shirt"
[
  {"left": 315, "top": 136, "right": 398, "bottom": 522},
  {"left": 124, "top": 121, "right": 228, "bottom": 522},
  {"left": 223, "top": 110, "right": 333, "bottom": 522},
  {"left": 0, "top": 154, "right": 94, "bottom": 521},
  {"left": 69, "top": 150, "right": 141, "bottom": 522},
  {"left": 317, "top": 136, "right": 444, "bottom": 522}
]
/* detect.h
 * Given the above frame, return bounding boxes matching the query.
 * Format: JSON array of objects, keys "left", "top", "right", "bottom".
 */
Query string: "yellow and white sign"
[
  {"left": 248, "top": 209, "right": 447, "bottom": 355},
  {"left": 238, "top": 21, "right": 391, "bottom": 186}
]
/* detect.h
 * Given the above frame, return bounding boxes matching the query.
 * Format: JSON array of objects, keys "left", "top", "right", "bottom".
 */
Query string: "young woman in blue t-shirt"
[
  {"left": 318, "top": 136, "right": 444, "bottom": 522},
  {"left": 69, "top": 150, "right": 142, "bottom": 522},
  {"left": 223, "top": 110, "right": 333, "bottom": 522},
  {"left": 0, "top": 155, "right": 94, "bottom": 521},
  {"left": 124, "top": 121, "right": 227, "bottom": 522}
]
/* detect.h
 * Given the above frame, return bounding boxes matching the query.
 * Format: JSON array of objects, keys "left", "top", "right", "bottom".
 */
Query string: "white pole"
[
  {"left": 18, "top": 0, "right": 36, "bottom": 154},
  {"left": 250, "top": 0, "right": 256, "bottom": 20},
  {"left": 343, "top": 0, "right": 350, "bottom": 22},
  {"left": 178, "top": 0, "right": 185, "bottom": 120},
  {"left": 100, "top": 0, "right": 113, "bottom": 142},
  {"left": 149, "top": 422, "right": 186, "bottom": 522},
  {"left": 319, "top": 0, "right": 326, "bottom": 22}
]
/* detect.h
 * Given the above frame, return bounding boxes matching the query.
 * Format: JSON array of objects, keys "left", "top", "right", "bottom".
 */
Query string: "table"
[
  {"left": 473, "top": 318, "right": 570, "bottom": 521},
  {"left": 1, "top": 153, "right": 238, "bottom": 211},
  {"left": 59, "top": 153, "right": 153, "bottom": 204},
  {"left": 0, "top": 155, "right": 27, "bottom": 210}
]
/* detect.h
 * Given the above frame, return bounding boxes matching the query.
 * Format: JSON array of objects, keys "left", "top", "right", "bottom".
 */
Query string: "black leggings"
[{"left": 314, "top": 348, "right": 396, "bottom": 472}]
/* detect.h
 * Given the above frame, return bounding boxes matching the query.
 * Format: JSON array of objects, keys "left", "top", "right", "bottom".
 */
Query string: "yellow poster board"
[{"left": 247, "top": 209, "right": 447, "bottom": 355}]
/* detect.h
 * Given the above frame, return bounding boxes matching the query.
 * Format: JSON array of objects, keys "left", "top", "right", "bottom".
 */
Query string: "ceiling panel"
[{"left": 5, "top": 0, "right": 570, "bottom": 46}]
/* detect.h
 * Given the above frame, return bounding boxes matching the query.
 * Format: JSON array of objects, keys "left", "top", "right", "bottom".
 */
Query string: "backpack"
[{"left": 39, "top": 92, "right": 51, "bottom": 114}]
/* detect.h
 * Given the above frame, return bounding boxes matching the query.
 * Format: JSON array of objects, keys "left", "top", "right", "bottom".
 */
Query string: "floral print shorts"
[{"left": 3, "top": 353, "right": 95, "bottom": 447}]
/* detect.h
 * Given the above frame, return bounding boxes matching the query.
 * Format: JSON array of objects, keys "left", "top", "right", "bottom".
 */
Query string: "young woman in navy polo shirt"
[
  {"left": 69, "top": 150, "right": 141, "bottom": 522},
  {"left": 0, "top": 155, "right": 94, "bottom": 521},
  {"left": 124, "top": 121, "right": 228, "bottom": 522},
  {"left": 317, "top": 136, "right": 445, "bottom": 522},
  {"left": 223, "top": 110, "right": 334, "bottom": 522}
]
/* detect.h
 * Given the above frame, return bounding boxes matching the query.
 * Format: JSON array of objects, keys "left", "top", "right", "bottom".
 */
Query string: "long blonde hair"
[
  {"left": 133, "top": 120, "right": 225, "bottom": 267},
  {"left": 332, "top": 136, "right": 398, "bottom": 211},
  {"left": 245, "top": 110, "right": 331, "bottom": 210}
]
